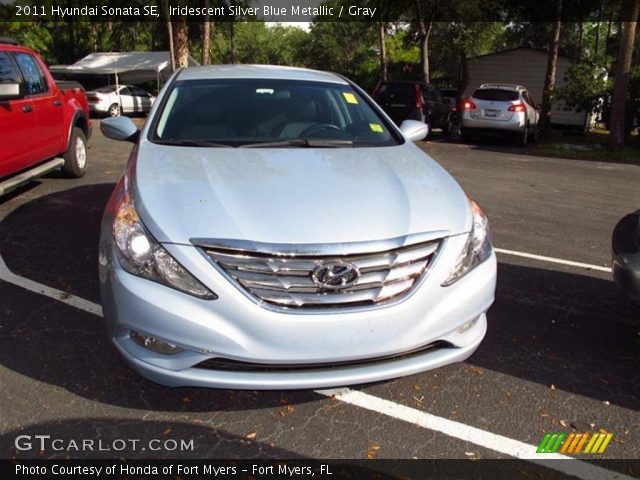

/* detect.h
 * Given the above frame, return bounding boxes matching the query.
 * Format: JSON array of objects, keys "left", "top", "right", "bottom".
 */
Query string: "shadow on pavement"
[
  {"left": 472, "top": 262, "right": 640, "bottom": 410},
  {"left": 0, "top": 418, "right": 301, "bottom": 459},
  {"left": 0, "top": 185, "right": 638, "bottom": 412}
]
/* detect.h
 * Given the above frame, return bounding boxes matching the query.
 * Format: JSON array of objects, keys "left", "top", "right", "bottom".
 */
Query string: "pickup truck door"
[
  {"left": 0, "top": 52, "right": 37, "bottom": 178},
  {"left": 13, "top": 52, "right": 64, "bottom": 162}
]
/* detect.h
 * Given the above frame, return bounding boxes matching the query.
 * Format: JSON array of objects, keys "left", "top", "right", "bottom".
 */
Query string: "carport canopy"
[{"left": 50, "top": 51, "right": 199, "bottom": 87}]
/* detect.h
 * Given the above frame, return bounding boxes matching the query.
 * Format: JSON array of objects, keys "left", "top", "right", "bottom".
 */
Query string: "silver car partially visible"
[
  {"left": 98, "top": 65, "right": 497, "bottom": 390},
  {"left": 460, "top": 84, "right": 539, "bottom": 146}
]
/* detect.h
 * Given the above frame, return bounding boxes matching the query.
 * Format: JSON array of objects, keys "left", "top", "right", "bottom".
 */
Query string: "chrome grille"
[{"left": 201, "top": 238, "right": 440, "bottom": 309}]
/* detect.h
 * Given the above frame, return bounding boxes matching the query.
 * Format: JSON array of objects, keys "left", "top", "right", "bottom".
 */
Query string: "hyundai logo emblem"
[{"left": 311, "top": 261, "right": 360, "bottom": 291}]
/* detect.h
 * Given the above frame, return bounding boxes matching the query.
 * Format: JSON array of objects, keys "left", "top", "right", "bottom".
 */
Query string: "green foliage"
[{"left": 556, "top": 62, "right": 609, "bottom": 113}]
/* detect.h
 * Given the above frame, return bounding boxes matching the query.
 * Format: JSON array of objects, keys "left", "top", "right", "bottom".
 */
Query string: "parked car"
[
  {"left": 460, "top": 84, "right": 539, "bottom": 146},
  {"left": 99, "top": 65, "right": 497, "bottom": 390},
  {"left": 373, "top": 81, "right": 454, "bottom": 136},
  {"left": 86, "top": 84, "right": 155, "bottom": 117},
  {"left": 0, "top": 38, "right": 91, "bottom": 196},
  {"left": 439, "top": 88, "right": 460, "bottom": 126},
  {"left": 612, "top": 210, "right": 640, "bottom": 303}
]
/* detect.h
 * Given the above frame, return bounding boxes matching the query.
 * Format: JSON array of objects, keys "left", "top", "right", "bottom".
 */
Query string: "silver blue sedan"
[{"left": 99, "top": 65, "right": 497, "bottom": 389}]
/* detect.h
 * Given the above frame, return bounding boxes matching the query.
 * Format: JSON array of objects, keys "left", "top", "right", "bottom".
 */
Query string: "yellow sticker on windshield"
[
  {"left": 343, "top": 92, "right": 358, "bottom": 104},
  {"left": 369, "top": 123, "right": 384, "bottom": 133}
]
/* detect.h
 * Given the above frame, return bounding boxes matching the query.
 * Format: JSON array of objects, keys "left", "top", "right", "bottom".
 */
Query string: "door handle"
[
  {"left": 53, "top": 99, "right": 62, "bottom": 106},
  {"left": 22, "top": 104, "right": 32, "bottom": 113}
]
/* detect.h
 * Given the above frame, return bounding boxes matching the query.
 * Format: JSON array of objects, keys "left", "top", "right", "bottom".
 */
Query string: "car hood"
[{"left": 133, "top": 141, "right": 471, "bottom": 246}]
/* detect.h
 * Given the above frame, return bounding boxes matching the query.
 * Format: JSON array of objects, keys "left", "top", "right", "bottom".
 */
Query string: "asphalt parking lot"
[{"left": 0, "top": 122, "right": 638, "bottom": 471}]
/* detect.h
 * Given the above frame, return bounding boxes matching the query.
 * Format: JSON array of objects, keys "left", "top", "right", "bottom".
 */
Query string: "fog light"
[
  {"left": 456, "top": 316, "right": 479, "bottom": 334},
  {"left": 130, "top": 330, "right": 184, "bottom": 355}
]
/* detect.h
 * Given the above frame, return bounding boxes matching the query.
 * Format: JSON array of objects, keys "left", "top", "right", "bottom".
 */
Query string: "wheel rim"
[
  {"left": 109, "top": 104, "right": 120, "bottom": 117},
  {"left": 75, "top": 137, "right": 87, "bottom": 169}
]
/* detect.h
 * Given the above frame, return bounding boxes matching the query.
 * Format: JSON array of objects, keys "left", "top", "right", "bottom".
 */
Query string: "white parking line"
[
  {"left": 495, "top": 248, "right": 612, "bottom": 273},
  {"left": 0, "top": 250, "right": 630, "bottom": 479},
  {"left": 0, "top": 254, "right": 103, "bottom": 316},
  {"left": 316, "top": 388, "right": 634, "bottom": 480}
]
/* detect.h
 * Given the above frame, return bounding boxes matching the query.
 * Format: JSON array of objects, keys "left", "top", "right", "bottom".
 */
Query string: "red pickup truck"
[{"left": 0, "top": 38, "right": 91, "bottom": 196}]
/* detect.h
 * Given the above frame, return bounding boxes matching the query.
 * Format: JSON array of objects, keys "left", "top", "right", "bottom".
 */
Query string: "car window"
[
  {"left": 473, "top": 89, "right": 519, "bottom": 101},
  {"left": 375, "top": 83, "right": 414, "bottom": 98},
  {"left": 0, "top": 52, "right": 19, "bottom": 83},
  {"left": 95, "top": 85, "right": 118, "bottom": 93},
  {"left": 152, "top": 78, "right": 401, "bottom": 147},
  {"left": 119, "top": 86, "right": 132, "bottom": 95},
  {"left": 422, "top": 85, "right": 437, "bottom": 102},
  {"left": 13, "top": 53, "right": 47, "bottom": 95}
]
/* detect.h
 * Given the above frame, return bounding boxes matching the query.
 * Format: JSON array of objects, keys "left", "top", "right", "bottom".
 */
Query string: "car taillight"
[
  {"left": 508, "top": 104, "right": 526, "bottom": 112},
  {"left": 463, "top": 100, "right": 476, "bottom": 110},
  {"left": 415, "top": 84, "right": 423, "bottom": 110}
]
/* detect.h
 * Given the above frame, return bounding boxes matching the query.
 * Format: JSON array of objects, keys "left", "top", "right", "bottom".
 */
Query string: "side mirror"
[
  {"left": 399, "top": 119, "right": 429, "bottom": 142},
  {"left": 101, "top": 116, "right": 139, "bottom": 143},
  {"left": 0, "top": 82, "right": 23, "bottom": 100}
]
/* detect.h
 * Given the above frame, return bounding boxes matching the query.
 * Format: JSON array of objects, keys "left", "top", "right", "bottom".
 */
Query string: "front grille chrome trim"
[{"left": 196, "top": 234, "right": 443, "bottom": 311}]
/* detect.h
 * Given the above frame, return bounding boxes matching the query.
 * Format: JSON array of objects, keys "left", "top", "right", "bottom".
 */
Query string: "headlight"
[
  {"left": 113, "top": 192, "right": 217, "bottom": 300},
  {"left": 442, "top": 200, "right": 493, "bottom": 286}
]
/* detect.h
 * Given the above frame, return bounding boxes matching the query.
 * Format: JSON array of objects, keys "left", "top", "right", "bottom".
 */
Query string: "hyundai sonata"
[{"left": 99, "top": 65, "right": 497, "bottom": 389}]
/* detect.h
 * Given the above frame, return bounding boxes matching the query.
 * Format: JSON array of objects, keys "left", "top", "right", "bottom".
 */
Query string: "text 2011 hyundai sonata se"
[{"left": 99, "top": 65, "right": 497, "bottom": 389}]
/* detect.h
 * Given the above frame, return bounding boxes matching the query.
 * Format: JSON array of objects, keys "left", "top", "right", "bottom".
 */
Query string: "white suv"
[{"left": 460, "top": 84, "right": 539, "bottom": 146}]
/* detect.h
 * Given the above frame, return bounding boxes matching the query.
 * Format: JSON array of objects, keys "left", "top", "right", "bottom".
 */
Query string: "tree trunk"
[
  {"left": 172, "top": 17, "right": 189, "bottom": 69},
  {"left": 414, "top": 0, "right": 433, "bottom": 83},
  {"left": 593, "top": 0, "right": 603, "bottom": 61},
  {"left": 378, "top": 22, "right": 388, "bottom": 81},
  {"left": 229, "top": 21, "right": 236, "bottom": 64},
  {"left": 608, "top": 0, "right": 640, "bottom": 149},
  {"left": 165, "top": 0, "right": 175, "bottom": 71},
  {"left": 539, "top": 0, "right": 563, "bottom": 138},
  {"left": 202, "top": 0, "right": 210, "bottom": 65},
  {"left": 419, "top": 25, "right": 432, "bottom": 83}
]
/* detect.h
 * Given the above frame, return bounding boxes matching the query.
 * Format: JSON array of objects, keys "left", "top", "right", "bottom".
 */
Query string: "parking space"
[{"left": 0, "top": 122, "right": 638, "bottom": 469}]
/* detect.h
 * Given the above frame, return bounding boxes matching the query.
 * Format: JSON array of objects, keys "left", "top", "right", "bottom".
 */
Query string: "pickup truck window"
[
  {"left": 13, "top": 52, "right": 47, "bottom": 95},
  {"left": 0, "top": 52, "right": 19, "bottom": 83}
]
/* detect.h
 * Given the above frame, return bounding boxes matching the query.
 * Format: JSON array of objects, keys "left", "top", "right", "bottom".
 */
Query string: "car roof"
[
  {"left": 477, "top": 84, "right": 525, "bottom": 91},
  {"left": 177, "top": 65, "right": 348, "bottom": 85}
]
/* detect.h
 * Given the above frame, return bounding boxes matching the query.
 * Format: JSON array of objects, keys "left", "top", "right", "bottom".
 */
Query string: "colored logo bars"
[{"left": 537, "top": 432, "right": 614, "bottom": 454}]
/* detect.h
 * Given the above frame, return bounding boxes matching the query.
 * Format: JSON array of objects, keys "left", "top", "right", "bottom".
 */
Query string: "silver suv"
[{"left": 460, "top": 84, "right": 539, "bottom": 146}]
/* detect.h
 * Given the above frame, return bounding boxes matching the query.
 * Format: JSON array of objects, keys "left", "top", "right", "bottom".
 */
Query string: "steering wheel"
[{"left": 299, "top": 123, "right": 341, "bottom": 138}]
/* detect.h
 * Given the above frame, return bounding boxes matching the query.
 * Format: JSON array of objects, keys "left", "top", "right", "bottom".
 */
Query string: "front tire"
[
  {"left": 62, "top": 127, "right": 88, "bottom": 178},
  {"left": 108, "top": 103, "right": 121, "bottom": 117}
]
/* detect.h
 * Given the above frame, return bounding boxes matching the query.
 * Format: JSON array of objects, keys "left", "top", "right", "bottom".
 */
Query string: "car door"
[
  {"left": 130, "top": 87, "right": 151, "bottom": 112},
  {"left": 13, "top": 51, "right": 63, "bottom": 163},
  {"left": 0, "top": 51, "right": 36, "bottom": 177},
  {"left": 422, "top": 84, "right": 448, "bottom": 126},
  {"left": 118, "top": 86, "right": 135, "bottom": 113}
]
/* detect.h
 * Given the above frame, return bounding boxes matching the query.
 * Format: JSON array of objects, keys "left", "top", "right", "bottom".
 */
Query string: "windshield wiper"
[
  {"left": 154, "top": 139, "right": 233, "bottom": 148},
  {"left": 240, "top": 139, "right": 354, "bottom": 148}
]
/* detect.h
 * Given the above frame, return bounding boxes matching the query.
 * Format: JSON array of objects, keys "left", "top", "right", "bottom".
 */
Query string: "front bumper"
[{"left": 99, "top": 224, "right": 497, "bottom": 389}]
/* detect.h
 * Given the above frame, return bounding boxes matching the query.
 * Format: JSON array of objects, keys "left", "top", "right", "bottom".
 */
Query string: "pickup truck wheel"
[
  {"left": 108, "top": 103, "right": 121, "bottom": 117},
  {"left": 62, "top": 128, "right": 88, "bottom": 178}
]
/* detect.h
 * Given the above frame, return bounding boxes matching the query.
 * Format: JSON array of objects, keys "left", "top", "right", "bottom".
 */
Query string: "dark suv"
[{"left": 373, "top": 81, "right": 453, "bottom": 137}]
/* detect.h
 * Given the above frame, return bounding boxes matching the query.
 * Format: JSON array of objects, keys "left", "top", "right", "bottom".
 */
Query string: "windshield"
[
  {"left": 472, "top": 89, "right": 519, "bottom": 101},
  {"left": 151, "top": 79, "right": 401, "bottom": 147},
  {"left": 94, "top": 85, "right": 119, "bottom": 93}
]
